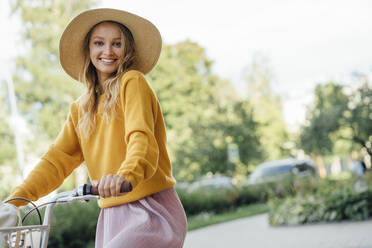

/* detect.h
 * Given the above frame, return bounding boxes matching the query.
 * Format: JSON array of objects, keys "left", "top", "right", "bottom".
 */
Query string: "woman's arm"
[
  {"left": 7, "top": 102, "right": 84, "bottom": 206},
  {"left": 116, "top": 71, "right": 160, "bottom": 190}
]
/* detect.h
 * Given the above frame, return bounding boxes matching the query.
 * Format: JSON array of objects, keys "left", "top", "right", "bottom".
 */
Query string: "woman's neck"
[
  {"left": 97, "top": 71, "right": 110, "bottom": 86},
  {"left": 95, "top": 84, "right": 104, "bottom": 95}
]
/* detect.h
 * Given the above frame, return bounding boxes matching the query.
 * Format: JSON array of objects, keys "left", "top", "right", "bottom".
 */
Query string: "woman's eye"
[
  {"left": 94, "top": 41, "right": 104, "bottom": 46},
  {"left": 113, "top": 42, "right": 121, "bottom": 47}
]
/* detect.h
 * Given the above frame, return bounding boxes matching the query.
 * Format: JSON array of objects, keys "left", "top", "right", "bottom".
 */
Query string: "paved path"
[{"left": 184, "top": 214, "right": 372, "bottom": 248}]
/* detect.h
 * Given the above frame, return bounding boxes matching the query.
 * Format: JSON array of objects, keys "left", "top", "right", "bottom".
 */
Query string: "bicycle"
[{"left": 0, "top": 184, "right": 118, "bottom": 248}]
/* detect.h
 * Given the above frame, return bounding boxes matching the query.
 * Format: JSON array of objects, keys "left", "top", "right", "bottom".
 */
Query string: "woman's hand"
[{"left": 95, "top": 174, "right": 127, "bottom": 198}]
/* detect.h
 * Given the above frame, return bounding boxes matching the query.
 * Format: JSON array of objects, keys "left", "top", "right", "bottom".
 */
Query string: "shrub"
[
  {"left": 177, "top": 184, "right": 239, "bottom": 215},
  {"left": 22, "top": 200, "right": 99, "bottom": 248},
  {"left": 235, "top": 184, "right": 268, "bottom": 205},
  {"left": 235, "top": 174, "right": 314, "bottom": 205},
  {"left": 47, "top": 201, "right": 99, "bottom": 248},
  {"left": 268, "top": 178, "right": 372, "bottom": 226}
]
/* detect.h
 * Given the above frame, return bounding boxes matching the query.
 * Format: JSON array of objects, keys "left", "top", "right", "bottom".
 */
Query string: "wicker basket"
[{"left": 0, "top": 225, "right": 49, "bottom": 248}]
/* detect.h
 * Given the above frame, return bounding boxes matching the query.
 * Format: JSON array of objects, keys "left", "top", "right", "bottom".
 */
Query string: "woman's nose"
[{"left": 103, "top": 44, "right": 113, "bottom": 55}]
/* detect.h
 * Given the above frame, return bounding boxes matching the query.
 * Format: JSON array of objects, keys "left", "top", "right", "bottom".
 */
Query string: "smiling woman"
[
  {"left": 87, "top": 21, "right": 135, "bottom": 87},
  {"left": 6, "top": 8, "right": 187, "bottom": 248},
  {"left": 89, "top": 22, "right": 125, "bottom": 83},
  {"left": 78, "top": 20, "right": 136, "bottom": 139}
]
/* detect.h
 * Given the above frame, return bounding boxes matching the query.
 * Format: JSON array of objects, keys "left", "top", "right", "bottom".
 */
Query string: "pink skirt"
[{"left": 95, "top": 187, "right": 187, "bottom": 248}]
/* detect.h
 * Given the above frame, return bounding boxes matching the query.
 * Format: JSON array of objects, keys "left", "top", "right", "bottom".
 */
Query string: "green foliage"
[
  {"left": 22, "top": 200, "right": 99, "bottom": 248},
  {"left": 300, "top": 82, "right": 349, "bottom": 156},
  {"left": 299, "top": 79, "right": 372, "bottom": 161},
  {"left": 268, "top": 176, "right": 372, "bottom": 226},
  {"left": 235, "top": 174, "right": 317, "bottom": 206},
  {"left": 176, "top": 174, "right": 302, "bottom": 217},
  {"left": 243, "top": 54, "right": 290, "bottom": 161},
  {"left": 48, "top": 201, "right": 99, "bottom": 248},
  {"left": 0, "top": 88, "right": 16, "bottom": 164},
  {"left": 235, "top": 184, "right": 268, "bottom": 205},
  {"left": 0, "top": 163, "right": 19, "bottom": 201},
  {"left": 148, "top": 41, "right": 264, "bottom": 180},
  {"left": 10, "top": 0, "right": 96, "bottom": 140},
  {"left": 346, "top": 80, "right": 372, "bottom": 158},
  {"left": 0, "top": 84, "right": 19, "bottom": 197},
  {"left": 176, "top": 184, "right": 239, "bottom": 215}
]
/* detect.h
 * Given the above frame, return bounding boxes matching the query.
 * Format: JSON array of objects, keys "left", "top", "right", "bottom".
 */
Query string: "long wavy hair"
[{"left": 77, "top": 21, "right": 135, "bottom": 139}]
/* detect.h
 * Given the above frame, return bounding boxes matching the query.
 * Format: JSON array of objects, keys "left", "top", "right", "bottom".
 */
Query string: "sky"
[{"left": 1, "top": 0, "right": 372, "bottom": 130}]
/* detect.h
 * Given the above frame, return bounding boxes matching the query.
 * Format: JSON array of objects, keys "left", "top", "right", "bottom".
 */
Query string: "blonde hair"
[{"left": 77, "top": 21, "right": 135, "bottom": 139}]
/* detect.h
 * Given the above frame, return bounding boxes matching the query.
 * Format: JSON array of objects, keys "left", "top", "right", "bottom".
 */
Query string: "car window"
[
  {"left": 295, "top": 164, "right": 306, "bottom": 172},
  {"left": 262, "top": 165, "right": 292, "bottom": 176},
  {"left": 251, "top": 165, "right": 293, "bottom": 179},
  {"left": 295, "top": 164, "right": 314, "bottom": 172}
]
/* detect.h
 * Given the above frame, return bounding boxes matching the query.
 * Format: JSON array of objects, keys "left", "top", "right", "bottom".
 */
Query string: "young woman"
[{"left": 7, "top": 8, "right": 187, "bottom": 248}]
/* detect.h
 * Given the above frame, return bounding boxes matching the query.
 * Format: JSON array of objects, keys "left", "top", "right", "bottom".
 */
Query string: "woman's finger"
[
  {"left": 115, "top": 175, "right": 126, "bottom": 196},
  {"left": 103, "top": 174, "right": 113, "bottom": 198},
  {"left": 98, "top": 175, "right": 127, "bottom": 198},
  {"left": 98, "top": 176, "right": 106, "bottom": 198},
  {"left": 110, "top": 176, "right": 118, "bottom": 197}
]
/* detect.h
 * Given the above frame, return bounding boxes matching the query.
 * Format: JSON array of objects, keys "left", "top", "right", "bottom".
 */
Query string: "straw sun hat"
[{"left": 59, "top": 8, "right": 162, "bottom": 82}]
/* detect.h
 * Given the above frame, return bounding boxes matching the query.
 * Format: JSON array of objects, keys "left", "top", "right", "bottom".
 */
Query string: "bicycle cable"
[
  {"left": 21, "top": 200, "right": 68, "bottom": 224},
  {"left": 5, "top": 197, "right": 43, "bottom": 225}
]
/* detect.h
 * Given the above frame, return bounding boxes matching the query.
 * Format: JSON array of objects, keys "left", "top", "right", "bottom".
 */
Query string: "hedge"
[{"left": 268, "top": 176, "right": 372, "bottom": 226}]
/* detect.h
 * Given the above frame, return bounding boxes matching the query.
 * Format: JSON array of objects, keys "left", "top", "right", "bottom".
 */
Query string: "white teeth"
[{"left": 101, "top": 58, "right": 115, "bottom": 63}]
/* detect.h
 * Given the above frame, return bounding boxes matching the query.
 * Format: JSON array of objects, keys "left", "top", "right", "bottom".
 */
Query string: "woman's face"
[{"left": 89, "top": 22, "right": 124, "bottom": 83}]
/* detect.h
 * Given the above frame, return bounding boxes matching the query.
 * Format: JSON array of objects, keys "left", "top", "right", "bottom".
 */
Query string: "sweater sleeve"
[
  {"left": 116, "top": 71, "right": 159, "bottom": 189},
  {"left": 7, "top": 102, "right": 84, "bottom": 207}
]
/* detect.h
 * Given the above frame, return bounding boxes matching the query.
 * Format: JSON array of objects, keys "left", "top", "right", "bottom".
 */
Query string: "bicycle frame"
[
  {"left": 40, "top": 190, "right": 99, "bottom": 248},
  {"left": 1, "top": 188, "right": 98, "bottom": 248}
]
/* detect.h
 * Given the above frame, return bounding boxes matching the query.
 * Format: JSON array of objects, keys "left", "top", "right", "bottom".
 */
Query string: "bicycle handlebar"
[{"left": 78, "top": 181, "right": 132, "bottom": 196}]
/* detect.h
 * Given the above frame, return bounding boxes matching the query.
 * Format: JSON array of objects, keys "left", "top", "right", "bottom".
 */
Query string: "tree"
[
  {"left": 346, "top": 80, "right": 372, "bottom": 162},
  {"left": 10, "top": 0, "right": 97, "bottom": 140},
  {"left": 299, "top": 78, "right": 372, "bottom": 165},
  {"left": 243, "top": 54, "right": 290, "bottom": 161},
  {"left": 148, "top": 41, "right": 264, "bottom": 180},
  {"left": 0, "top": 81, "right": 19, "bottom": 200},
  {"left": 0, "top": 84, "right": 16, "bottom": 164},
  {"left": 299, "top": 82, "right": 349, "bottom": 156}
]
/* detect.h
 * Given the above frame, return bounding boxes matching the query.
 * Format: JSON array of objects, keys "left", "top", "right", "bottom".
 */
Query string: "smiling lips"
[{"left": 100, "top": 58, "right": 117, "bottom": 63}]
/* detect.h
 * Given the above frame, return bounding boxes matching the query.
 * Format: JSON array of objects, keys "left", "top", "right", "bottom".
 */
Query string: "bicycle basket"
[{"left": 0, "top": 225, "right": 49, "bottom": 248}]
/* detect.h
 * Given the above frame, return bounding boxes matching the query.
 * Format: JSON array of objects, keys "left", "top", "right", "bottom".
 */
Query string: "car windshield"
[{"left": 251, "top": 165, "right": 293, "bottom": 179}]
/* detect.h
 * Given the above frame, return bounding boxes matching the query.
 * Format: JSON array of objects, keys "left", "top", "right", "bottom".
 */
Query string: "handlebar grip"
[{"left": 81, "top": 181, "right": 132, "bottom": 196}]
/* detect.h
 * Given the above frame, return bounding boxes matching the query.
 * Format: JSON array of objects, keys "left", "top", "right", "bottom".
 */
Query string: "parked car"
[
  {"left": 187, "top": 175, "right": 235, "bottom": 193},
  {"left": 247, "top": 158, "right": 316, "bottom": 185}
]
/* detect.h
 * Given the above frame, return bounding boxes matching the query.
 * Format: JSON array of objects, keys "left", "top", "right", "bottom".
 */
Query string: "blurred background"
[{"left": 0, "top": 0, "right": 371, "bottom": 247}]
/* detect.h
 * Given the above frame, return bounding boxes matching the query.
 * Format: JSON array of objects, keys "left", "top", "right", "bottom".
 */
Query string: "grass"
[{"left": 187, "top": 203, "right": 269, "bottom": 231}]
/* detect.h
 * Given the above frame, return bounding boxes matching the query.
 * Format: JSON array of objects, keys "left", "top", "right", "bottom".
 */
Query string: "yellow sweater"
[{"left": 9, "top": 70, "right": 176, "bottom": 208}]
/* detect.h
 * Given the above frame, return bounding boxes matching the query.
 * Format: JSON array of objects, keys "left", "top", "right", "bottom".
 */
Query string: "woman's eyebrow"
[
  {"left": 91, "top": 36, "right": 105, "bottom": 39},
  {"left": 91, "top": 36, "right": 121, "bottom": 40}
]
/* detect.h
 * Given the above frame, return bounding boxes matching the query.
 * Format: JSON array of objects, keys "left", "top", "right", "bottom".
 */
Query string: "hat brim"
[{"left": 59, "top": 8, "right": 162, "bottom": 82}]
